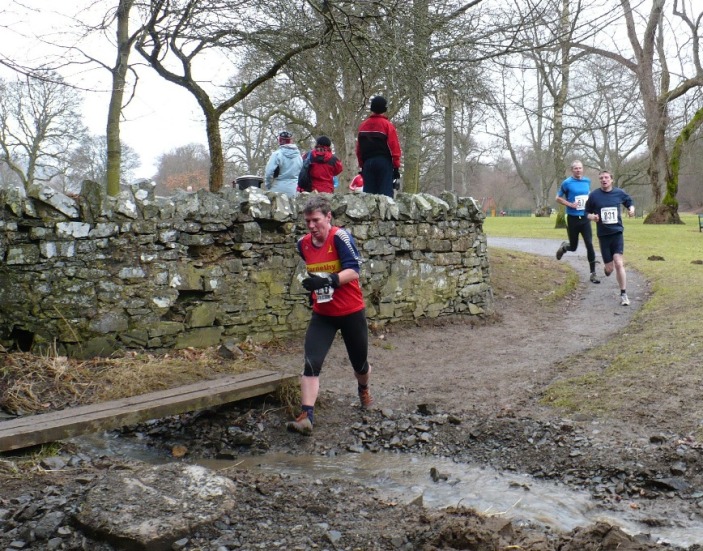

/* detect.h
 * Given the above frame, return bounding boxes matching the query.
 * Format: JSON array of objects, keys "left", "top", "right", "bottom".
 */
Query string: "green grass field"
[{"left": 483, "top": 213, "right": 703, "bottom": 429}]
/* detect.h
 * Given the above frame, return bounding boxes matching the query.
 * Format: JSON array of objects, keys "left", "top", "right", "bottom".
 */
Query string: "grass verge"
[
  {"left": 484, "top": 213, "right": 703, "bottom": 435},
  {"left": 489, "top": 248, "right": 578, "bottom": 306}
]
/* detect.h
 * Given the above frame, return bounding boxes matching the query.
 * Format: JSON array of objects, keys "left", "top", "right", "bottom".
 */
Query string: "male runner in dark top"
[{"left": 585, "top": 170, "right": 635, "bottom": 306}]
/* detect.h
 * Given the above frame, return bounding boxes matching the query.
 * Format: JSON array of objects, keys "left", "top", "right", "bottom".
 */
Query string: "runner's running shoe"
[
  {"left": 286, "top": 412, "right": 313, "bottom": 435},
  {"left": 359, "top": 387, "right": 373, "bottom": 409}
]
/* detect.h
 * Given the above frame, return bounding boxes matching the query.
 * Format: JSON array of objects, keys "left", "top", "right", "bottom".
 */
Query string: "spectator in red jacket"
[
  {"left": 356, "top": 95, "right": 402, "bottom": 198},
  {"left": 298, "top": 136, "right": 343, "bottom": 194},
  {"left": 310, "top": 136, "right": 343, "bottom": 193}
]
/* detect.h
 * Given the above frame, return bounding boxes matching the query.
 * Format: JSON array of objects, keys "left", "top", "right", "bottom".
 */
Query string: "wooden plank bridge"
[{"left": 0, "top": 369, "right": 296, "bottom": 453}]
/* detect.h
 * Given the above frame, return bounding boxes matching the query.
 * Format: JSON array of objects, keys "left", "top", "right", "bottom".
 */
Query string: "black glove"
[
  {"left": 302, "top": 274, "right": 340, "bottom": 291},
  {"left": 393, "top": 168, "right": 400, "bottom": 180}
]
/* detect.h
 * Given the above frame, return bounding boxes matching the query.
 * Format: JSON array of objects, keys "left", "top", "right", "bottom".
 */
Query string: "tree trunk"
[
  {"left": 627, "top": 0, "right": 672, "bottom": 213},
  {"left": 642, "top": 93, "right": 670, "bottom": 206},
  {"left": 646, "top": 105, "right": 703, "bottom": 224},
  {"left": 403, "top": 0, "right": 430, "bottom": 194},
  {"left": 106, "top": 0, "right": 134, "bottom": 197},
  {"left": 552, "top": 0, "right": 570, "bottom": 230},
  {"left": 205, "top": 113, "right": 224, "bottom": 192},
  {"left": 443, "top": 91, "right": 454, "bottom": 191}
]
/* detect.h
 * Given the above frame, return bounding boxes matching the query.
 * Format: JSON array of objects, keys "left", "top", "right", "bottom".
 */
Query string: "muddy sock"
[
  {"left": 302, "top": 405, "right": 314, "bottom": 424},
  {"left": 358, "top": 383, "right": 368, "bottom": 393}
]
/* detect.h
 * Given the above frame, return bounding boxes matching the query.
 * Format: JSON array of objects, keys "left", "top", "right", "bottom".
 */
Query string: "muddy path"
[{"left": 264, "top": 237, "right": 647, "bottom": 421}]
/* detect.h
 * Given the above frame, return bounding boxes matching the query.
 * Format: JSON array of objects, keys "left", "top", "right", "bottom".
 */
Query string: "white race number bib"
[
  {"left": 574, "top": 195, "right": 588, "bottom": 210},
  {"left": 313, "top": 272, "right": 335, "bottom": 303},
  {"left": 600, "top": 206, "right": 618, "bottom": 224}
]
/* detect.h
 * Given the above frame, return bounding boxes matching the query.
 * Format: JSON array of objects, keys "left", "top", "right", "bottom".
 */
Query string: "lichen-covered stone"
[
  {"left": 186, "top": 303, "right": 219, "bottom": 328},
  {"left": 174, "top": 327, "right": 224, "bottom": 349}
]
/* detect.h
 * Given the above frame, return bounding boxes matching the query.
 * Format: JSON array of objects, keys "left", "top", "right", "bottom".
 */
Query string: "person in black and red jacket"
[
  {"left": 286, "top": 196, "right": 373, "bottom": 436},
  {"left": 356, "top": 95, "right": 402, "bottom": 197},
  {"left": 299, "top": 136, "right": 343, "bottom": 194}
]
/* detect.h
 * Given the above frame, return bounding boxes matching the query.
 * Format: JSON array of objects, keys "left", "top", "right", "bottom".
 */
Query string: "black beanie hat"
[
  {"left": 370, "top": 95, "right": 388, "bottom": 114},
  {"left": 315, "top": 136, "right": 332, "bottom": 147}
]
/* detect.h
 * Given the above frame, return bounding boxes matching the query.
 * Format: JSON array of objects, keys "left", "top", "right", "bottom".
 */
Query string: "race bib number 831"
[{"left": 600, "top": 206, "right": 618, "bottom": 224}]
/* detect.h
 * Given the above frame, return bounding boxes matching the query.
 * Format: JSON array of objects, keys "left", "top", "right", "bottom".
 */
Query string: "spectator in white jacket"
[{"left": 264, "top": 131, "right": 304, "bottom": 197}]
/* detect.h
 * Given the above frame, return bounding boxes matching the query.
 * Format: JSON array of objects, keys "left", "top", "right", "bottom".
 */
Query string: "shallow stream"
[{"left": 78, "top": 433, "right": 703, "bottom": 547}]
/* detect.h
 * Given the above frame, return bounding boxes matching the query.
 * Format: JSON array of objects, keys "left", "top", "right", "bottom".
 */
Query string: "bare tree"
[
  {"left": 190, "top": 1, "right": 411, "bottom": 192},
  {"left": 490, "top": 61, "right": 563, "bottom": 213},
  {"left": 69, "top": 0, "right": 144, "bottom": 196},
  {"left": 569, "top": 56, "right": 648, "bottom": 194},
  {"left": 135, "top": 0, "right": 336, "bottom": 192},
  {"left": 397, "top": 0, "right": 497, "bottom": 194},
  {"left": 1, "top": 1, "right": 147, "bottom": 196},
  {"left": 66, "top": 134, "right": 140, "bottom": 189},
  {"left": 570, "top": 0, "right": 703, "bottom": 223},
  {"left": 0, "top": 73, "right": 87, "bottom": 191},
  {"left": 153, "top": 143, "right": 210, "bottom": 194},
  {"left": 401, "top": 0, "right": 432, "bottom": 194},
  {"left": 539, "top": 0, "right": 580, "bottom": 222},
  {"left": 104, "top": 0, "right": 141, "bottom": 196},
  {"left": 220, "top": 88, "right": 274, "bottom": 179},
  {"left": 449, "top": 99, "right": 490, "bottom": 196},
  {"left": 492, "top": 0, "right": 614, "bottom": 220},
  {"left": 220, "top": 76, "right": 310, "bottom": 182}
]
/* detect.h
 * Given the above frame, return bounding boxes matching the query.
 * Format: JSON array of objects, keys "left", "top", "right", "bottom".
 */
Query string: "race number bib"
[
  {"left": 316, "top": 286, "right": 335, "bottom": 303},
  {"left": 600, "top": 206, "right": 618, "bottom": 224},
  {"left": 574, "top": 195, "right": 588, "bottom": 210},
  {"left": 314, "top": 272, "right": 335, "bottom": 303}
]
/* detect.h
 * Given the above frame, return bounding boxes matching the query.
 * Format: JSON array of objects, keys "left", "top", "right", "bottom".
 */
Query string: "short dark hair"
[
  {"left": 303, "top": 195, "right": 332, "bottom": 216},
  {"left": 315, "top": 136, "right": 332, "bottom": 148},
  {"left": 370, "top": 95, "right": 388, "bottom": 114}
]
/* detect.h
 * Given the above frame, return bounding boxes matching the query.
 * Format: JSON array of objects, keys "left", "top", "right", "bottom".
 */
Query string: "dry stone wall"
[{"left": 0, "top": 180, "right": 493, "bottom": 358}]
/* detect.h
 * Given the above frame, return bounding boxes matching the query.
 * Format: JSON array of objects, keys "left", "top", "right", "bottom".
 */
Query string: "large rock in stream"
[{"left": 74, "top": 463, "right": 235, "bottom": 550}]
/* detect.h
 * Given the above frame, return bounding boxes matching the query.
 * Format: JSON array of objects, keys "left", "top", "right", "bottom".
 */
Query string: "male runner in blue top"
[{"left": 555, "top": 160, "right": 600, "bottom": 284}]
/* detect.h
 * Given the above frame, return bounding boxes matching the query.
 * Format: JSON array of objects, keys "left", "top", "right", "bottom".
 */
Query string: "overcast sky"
[{"left": 1, "top": 1, "right": 208, "bottom": 178}]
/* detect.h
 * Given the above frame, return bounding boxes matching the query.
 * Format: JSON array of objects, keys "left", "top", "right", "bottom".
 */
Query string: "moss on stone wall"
[{"left": 0, "top": 181, "right": 493, "bottom": 357}]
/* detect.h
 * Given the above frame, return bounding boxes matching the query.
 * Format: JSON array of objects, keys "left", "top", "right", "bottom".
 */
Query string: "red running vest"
[{"left": 299, "top": 227, "right": 365, "bottom": 317}]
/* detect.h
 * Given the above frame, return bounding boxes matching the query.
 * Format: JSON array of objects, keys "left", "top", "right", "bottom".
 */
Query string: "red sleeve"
[
  {"left": 333, "top": 158, "right": 343, "bottom": 176},
  {"left": 386, "top": 121, "right": 402, "bottom": 169}
]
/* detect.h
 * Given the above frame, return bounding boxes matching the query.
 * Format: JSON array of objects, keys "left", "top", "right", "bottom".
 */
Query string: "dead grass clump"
[
  {"left": 1, "top": 353, "right": 99, "bottom": 415},
  {"left": 0, "top": 346, "right": 267, "bottom": 416},
  {"left": 275, "top": 379, "right": 302, "bottom": 417}
]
